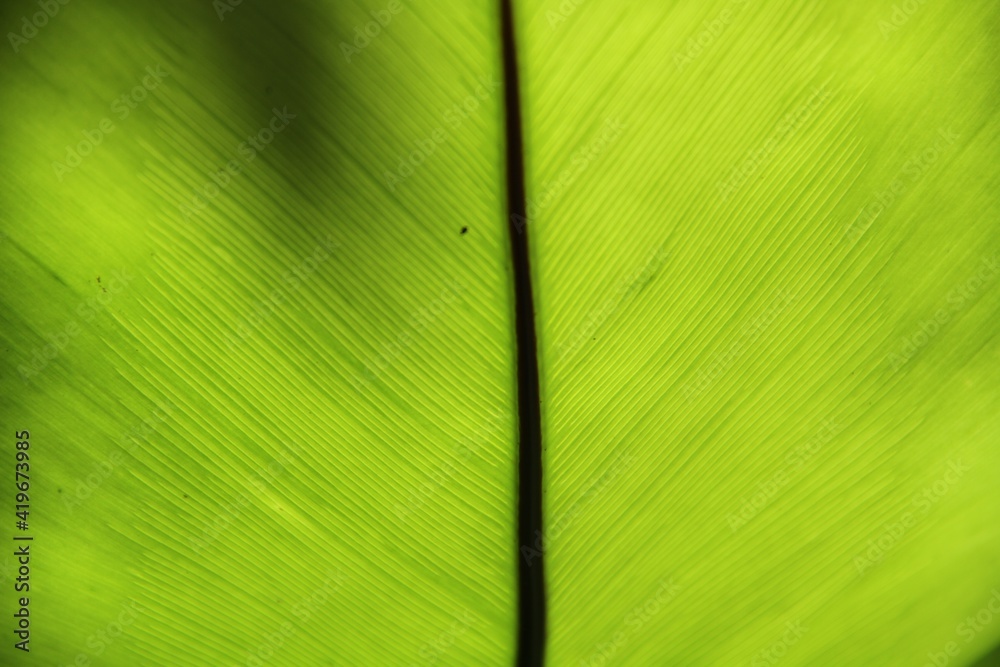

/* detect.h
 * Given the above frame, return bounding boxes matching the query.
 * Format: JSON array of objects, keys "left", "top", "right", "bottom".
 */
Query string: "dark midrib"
[{"left": 499, "top": 1, "right": 546, "bottom": 665}]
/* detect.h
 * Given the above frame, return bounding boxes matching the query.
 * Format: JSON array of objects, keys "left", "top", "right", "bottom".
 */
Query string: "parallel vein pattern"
[
  {"left": 0, "top": 0, "right": 517, "bottom": 664},
  {"left": 521, "top": 0, "right": 1000, "bottom": 665}
]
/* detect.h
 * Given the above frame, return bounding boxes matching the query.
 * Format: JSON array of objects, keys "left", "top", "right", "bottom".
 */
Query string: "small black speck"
[
  {"left": 183, "top": 494, "right": 189, "bottom": 499},
  {"left": 461, "top": 227, "right": 468, "bottom": 235},
  {"left": 96, "top": 276, "right": 101, "bottom": 283}
]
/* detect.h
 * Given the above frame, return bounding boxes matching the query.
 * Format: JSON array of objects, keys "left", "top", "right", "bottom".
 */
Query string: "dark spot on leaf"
[{"left": 461, "top": 227, "right": 468, "bottom": 235}]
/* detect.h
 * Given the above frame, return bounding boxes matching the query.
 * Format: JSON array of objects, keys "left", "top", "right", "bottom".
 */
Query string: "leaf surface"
[{"left": 1, "top": 0, "right": 999, "bottom": 665}]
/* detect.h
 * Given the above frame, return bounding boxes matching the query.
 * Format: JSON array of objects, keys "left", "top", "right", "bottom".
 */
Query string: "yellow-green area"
[
  {"left": 520, "top": 0, "right": 1000, "bottom": 665},
  {"left": 1, "top": 0, "right": 999, "bottom": 665},
  {"left": 1, "top": 0, "right": 515, "bottom": 664}
]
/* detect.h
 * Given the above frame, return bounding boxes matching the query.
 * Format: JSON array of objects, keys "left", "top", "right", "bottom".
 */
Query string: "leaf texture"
[
  {"left": 520, "top": 0, "right": 1000, "bottom": 664},
  {"left": 1, "top": 0, "right": 999, "bottom": 665},
  {"left": 2, "top": 0, "right": 517, "bottom": 664}
]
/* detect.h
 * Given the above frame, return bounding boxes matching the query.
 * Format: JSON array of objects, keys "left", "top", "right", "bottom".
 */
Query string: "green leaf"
[
  {"left": 521, "top": 1, "right": 1000, "bottom": 664},
  {"left": 1, "top": 0, "right": 999, "bottom": 665},
  {"left": 2, "top": 0, "right": 515, "bottom": 664}
]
